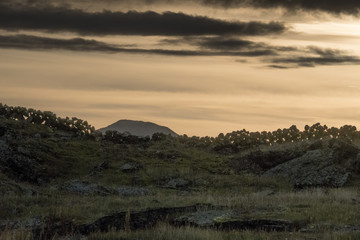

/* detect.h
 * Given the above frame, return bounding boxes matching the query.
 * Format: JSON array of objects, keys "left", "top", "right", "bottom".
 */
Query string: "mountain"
[{"left": 98, "top": 120, "right": 178, "bottom": 137}]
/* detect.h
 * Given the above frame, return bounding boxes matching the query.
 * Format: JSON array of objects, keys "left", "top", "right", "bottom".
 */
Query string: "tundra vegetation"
[{"left": 0, "top": 103, "right": 359, "bottom": 240}]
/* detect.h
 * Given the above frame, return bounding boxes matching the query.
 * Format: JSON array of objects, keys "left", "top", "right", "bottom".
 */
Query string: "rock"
[
  {"left": 255, "top": 189, "right": 276, "bottom": 197},
  {"left": 0, "top": 139, "right": 9, "bottom": 153},
  {"left": 172, "top": 210, "right": 232, "bottom": 228},
  {"left": 89, "top": 161, "right": 110, "bottom": 176},
  {"left": 60, "top": 180, "right": 150, "bottom": 197},
  {"left": 120, "top": 163, "right": 140, "bottom": 173},
  {"left": 0, "top": 126, "right": 6, "bottom": 137},
  {"left": 231, "top": 145, "right": 306, "bottom": 174},
  {"left": 34, "top": 133, "right": 41, "bottom": 139},
  {"left": 114, "top": 187, "right": 150, "bottom": 197},
  {"left": 172, "top": 210, "right": 299, "bottom": 232},
  {"left": 0, "top": 179, "right": 37, "bottom": 196},
  {"left": 216, "top": 219, "right": 298, "bottom": 232},
  {"left": 1, "top": 217, "right": 42, "bottom": 231},
  {"left": 60, "top": 180, "right": 111, "bottom": 196},
  {"left": 340, "top": 225, "right": 360, "bottom": 233},
  {"left": 32, "top": 217, "right": 75, "bottom": 240},
  {"left": 1, "top": 154, "right": 42, "bottom": 184},
  {"left": 76, "top": 204, "right": 218, "bottom": 235},
  {"left": 166, "top": 178, "right": 190, "bottom": 189},
  {"left": 263, "top": 146, "right": 353, "bottom": 188}
]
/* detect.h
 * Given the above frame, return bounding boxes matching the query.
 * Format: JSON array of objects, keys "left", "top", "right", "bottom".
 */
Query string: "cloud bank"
[
  {"left": 14, "top": 0, "right": 360, "bottom": 15},
  {"left": 0, "top": 5, "right": 285, "bottom": 36},
  {"left": 2, "top": 34, "right": 360, "bottom": 68},
  {"left": 202, "top": 0, "right": 360, "bottom": 15}
]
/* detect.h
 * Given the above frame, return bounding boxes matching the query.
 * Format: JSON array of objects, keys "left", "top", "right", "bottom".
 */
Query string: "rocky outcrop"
[
  {"left": 263, "top": 139, "right": 360, "bottom": 188},
  {"left": 76, "top": 204, "right": 217, "bottom": 234},
  {"left": 0, "top": 178, "right": 37, "bottom": 196},
  {"left": 166, "top": 178, "right": 191, "bottom": 189},
  {"left": 120, "top": 162, "right": 141, "bottom": 173},
  {"left": 231, "top": 142, "right": 308, "bottom": 174},
  {"left": 114, "top": 187, "right": 150, "bottom": 197},
  {"left": 60, "top": 180, "right": 111, "bottom": 196},
  {"left": 172, "top": 209, "right": 299, "bottom": 231},
  {"left": 89, "top": 161, "right": 109, "bottom": 176},
  {"left": 60, "top": 180, "right": 150, "bottom": 197}
]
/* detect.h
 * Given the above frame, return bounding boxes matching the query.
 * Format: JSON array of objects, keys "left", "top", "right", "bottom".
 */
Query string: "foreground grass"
[
  {"left": 88, "top": 223, "right": 360, "bottom": 240},
  {"left": 0, "top": 186, "right": 359, "bottom": 240}
]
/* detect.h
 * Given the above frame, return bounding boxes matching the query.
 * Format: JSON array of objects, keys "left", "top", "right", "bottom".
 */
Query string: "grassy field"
[{"left": 1, "top": 117, "right": 360, "bottom": 239}]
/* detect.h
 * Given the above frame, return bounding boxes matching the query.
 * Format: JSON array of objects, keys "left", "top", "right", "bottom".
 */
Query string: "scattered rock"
[
  {"left": 114, "top": 187, "right": 150, "bottom": 197},
  {"left": 0, "top": 126, "right": 6, "bottom": 137},
  {"left": 60, "top": 180, "right": 111, "bottom": 196},
  {"left": 166, "top": 178, "right": 190, "bottom": 189},
  {"left": 172, "top": 210, "right": 232, "bottom": 228},
  {"left": 121, "top": 163, "right": 140, "bottom": 173},
  {"left": 216, "top": 219, "right": 298, "bottom": 232},
  {"left": 0, "top": 179, "right": 37, "bottom": 196},
  {"left": 60, "top": 180, "right": 150, "bottom": 197},
  {"left": 340, "top": 225, "right": 360, "bottom": 233},
  {"left": 89, "top": 161, "right": 110, "bottom": 176},
  {"left": 172, "top": 210, "right": 299, "bottom": 232},
  {"left": 32, "top": 217, "right": 75, "bottom": 240},
  {"left": 1, "top": 217, "right": 42, "bottom": 231},
  {"left": 76, "top": 204, "right": 218, "bottom": 235},
  {"left": 0, "top": 139, "right": 9, "bottom": 153},
  {"left": 255, "top": 189, "right": 276, "bottom": 197}
]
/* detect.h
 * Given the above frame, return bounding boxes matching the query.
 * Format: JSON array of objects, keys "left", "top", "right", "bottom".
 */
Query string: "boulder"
[
  {"left": 114, "top": 187, "right": 150, "bottom": 197},
  {"left": 60, "top": 180, "right": 111, "bottom": 196},
  {"left": 166, "top": 178, "right": 191, "bottom": 189},
  {"left": 172, "top": 209, "right": 299, "bottom": 232},
  {"left": 0, "top": 126, "right": 6, "bottom": 137},
  {"left": 89, "top": 160, "right": 110, "bottom": 176},
  {"left": 120, "top": 163, "right": 140, "bottom": 173},
  {"left": 172, "top": 210, "right": 232, "bottom": 228},
  {"left": 263, "top": 139, "right": 359, "bottom": 188},
  {"left": 1, "top": 154, "right": 43, "bottom": 184},
  {"left": 60, "top": 180, "right": 150, "bottom": 197},
  {"left": 231, "top": 144, "right": 307, "bottom": 174},
  {"left": 76, "top": 204, "right": 218, "bottom": 234}
]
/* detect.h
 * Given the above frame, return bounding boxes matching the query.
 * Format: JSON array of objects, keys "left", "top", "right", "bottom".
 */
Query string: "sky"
[{"left": 1, "top": 0, "right": 360, "bottom": 136}]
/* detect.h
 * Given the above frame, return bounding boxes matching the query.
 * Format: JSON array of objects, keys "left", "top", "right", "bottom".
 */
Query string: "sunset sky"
[{"left": 1, "top": 0, "right": 360, "bottom": 136}]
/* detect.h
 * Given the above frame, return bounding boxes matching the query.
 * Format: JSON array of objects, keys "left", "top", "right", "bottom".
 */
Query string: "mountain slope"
[{"left": 98, "top": 120, "right": 178, "bottom": 137}]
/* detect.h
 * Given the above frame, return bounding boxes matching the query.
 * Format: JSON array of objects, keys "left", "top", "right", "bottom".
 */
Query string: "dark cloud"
[
  {"left": 271, "top": 55, "right": 360, "bottom": 68},
  {"left": 1, "top": 34, "right": 359, "bottom": 68},
  {"left": 269, "top": 46, "right": 360, "bottom": 68},
  {"left": 15, "top": 0, "right": 360, "bottom": 15},
  {"left": 197, "top": 37, "right": 255, "bottom": 50},
  {"left": 203, "top": 0, "right": 360, "bottom": 15},
  {"left": 160, "top": 36, "right": 297, "bottom": 55},
  {"left": 0, "top": 34, "right": 131, "bottom": 52},
  {"left": 0, "top": 4, "right": 285, "bottom": 36},
  {"left": 0, "top": 34, "right": 277, "bottom": 57},
  {"left": 192, "top": 37, "right": 297, "bottom": 52}
]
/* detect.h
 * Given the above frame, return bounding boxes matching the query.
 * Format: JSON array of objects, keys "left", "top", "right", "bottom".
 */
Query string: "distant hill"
[{"left": 98, "top": 120, "right": 178, "bottom": 137}]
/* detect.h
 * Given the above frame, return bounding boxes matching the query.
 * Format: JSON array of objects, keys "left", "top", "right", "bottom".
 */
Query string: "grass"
[
  {"left": 87, "top": 223, "right": 360, "bottom": 240},
  {"left": 1, "top": 118, "right": 360, "bottom": 239}
]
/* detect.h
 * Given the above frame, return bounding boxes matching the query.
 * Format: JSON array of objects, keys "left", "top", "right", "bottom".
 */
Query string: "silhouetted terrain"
[
  {"left": 0, "top": 103, "right": 360, "bottom": 240},
  {"left": 98, "top": 119, "right": 178, "bottom": 137}
]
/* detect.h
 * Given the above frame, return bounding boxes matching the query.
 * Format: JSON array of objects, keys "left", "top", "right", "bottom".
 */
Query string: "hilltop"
[{"left": 98, "top": 119, "right": 178, "bottom": 137}]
